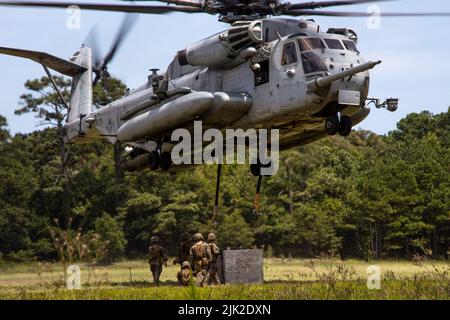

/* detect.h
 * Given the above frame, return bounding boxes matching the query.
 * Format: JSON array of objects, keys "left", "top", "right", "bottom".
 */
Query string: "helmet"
[
  {"left": 182, "top": 261, "right": 191, "bottom": 269},
  {"left": 193, "top": 233, "right": 203, "bottom": 242},
  {"left": 207, "top": 233, "right": 216, "bottom": 242},
  {"left": 150, "top": 235, "right": 160, "bottom": 244}
]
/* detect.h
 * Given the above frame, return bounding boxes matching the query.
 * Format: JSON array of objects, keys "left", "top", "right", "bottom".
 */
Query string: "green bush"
[
  {"left": 218, "top": 210, "right": 254, "bottom": 249},
  {"left": 94, "top": 213, "right": 127, "bottom": 264}
]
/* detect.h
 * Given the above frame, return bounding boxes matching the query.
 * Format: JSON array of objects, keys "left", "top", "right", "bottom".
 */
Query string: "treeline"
[{"left": 0, "top": 77, "right": 449, "bottom": 263}]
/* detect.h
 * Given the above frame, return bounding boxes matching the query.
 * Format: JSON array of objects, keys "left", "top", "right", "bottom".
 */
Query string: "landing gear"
[
  {"left": 149, "top": 151, "right": 160, "bottom": 170},
  {"left": 325, "top": 114, "right": 352, "bottom": 137},
  {"left": 338, "top": 115, "right": 352, "bottom": 137},
  {"left": 160, "top": 152, "right": 172, "bottom": 171},
  {"left": 250, "top": 163, "right": 262, "bottom": 177},
  {"left": 250, "top": 159, "right": 272, "bottom": 177},
  {"left": 148, "top": 148, "right": 172, "bottom": 171},
  {"left": 325, "top": 115, "right": 340, "bottom": 135}
]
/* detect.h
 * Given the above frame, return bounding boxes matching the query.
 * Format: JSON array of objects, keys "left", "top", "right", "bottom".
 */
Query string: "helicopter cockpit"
[{"left": 280, "top": 33, "right": 361, "bottom": 76}]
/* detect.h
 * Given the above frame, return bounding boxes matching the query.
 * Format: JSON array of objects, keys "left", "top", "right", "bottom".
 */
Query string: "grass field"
[{"left": 0, "top": 258, "right": 449, "bottom": 300}]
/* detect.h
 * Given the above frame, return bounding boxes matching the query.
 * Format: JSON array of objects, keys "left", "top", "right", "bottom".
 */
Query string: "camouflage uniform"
[
  {"left": 177, "top": 261, "right": 193, "bottom": 286},
  {"left": 189, "top": 233, "right": 209, "bottom": 285},
  {"left": 173, "top": 234, "right": 192, "bottom": 269},
  {"left": 147, "top": 235, "right": 168, "bottom": 285},
  {"left": 204, "top": 233, "right": 221, "bottom": 286}
]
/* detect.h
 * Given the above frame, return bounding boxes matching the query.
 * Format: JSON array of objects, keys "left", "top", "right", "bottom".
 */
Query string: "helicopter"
[{"left": 1, "top": 0, "right": 449, "bottom": 212}]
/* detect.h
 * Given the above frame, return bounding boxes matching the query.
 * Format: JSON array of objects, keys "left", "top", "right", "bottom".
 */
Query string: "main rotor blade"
[
  {"left": 0, "top": 1, "right": 204, "bottom": 14},
  {"left": 121, "top": 0, "right": 202, "bottom": 8},
  {"left": 289, "top": 0, "right": 396, "bottom": 10},
  {"left": 102, "top": 14, "right": 138, "bottom": 70},
  {"left": 285, "top": 9, "right": 450, "bottom": 17}
]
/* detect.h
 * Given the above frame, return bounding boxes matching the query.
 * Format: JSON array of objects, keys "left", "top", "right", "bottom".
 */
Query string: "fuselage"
[
  {"left": 80, "top": 17, "right": 373, "bottom": 172},
  {"left": 107, "top": 18, "right": 371, "bottom": 149}
]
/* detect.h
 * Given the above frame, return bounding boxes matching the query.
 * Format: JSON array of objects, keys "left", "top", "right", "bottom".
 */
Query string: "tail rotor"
[{"left": 84, "top": 14, "right": 138, "bottom": 87}]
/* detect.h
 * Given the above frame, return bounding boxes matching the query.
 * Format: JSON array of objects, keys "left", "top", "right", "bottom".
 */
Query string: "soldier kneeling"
[{"left": 177, "top": 261, "right": 193, "bottom": 286}]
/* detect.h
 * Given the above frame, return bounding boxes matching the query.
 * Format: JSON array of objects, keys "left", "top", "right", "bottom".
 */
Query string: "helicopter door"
[{"left": 276, "top": 40, "right": 303, "bottom": 107}]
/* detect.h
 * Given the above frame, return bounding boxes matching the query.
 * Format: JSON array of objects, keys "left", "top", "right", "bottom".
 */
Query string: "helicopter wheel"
[
  {"left": 250, "top": 163, "right": 262, "bottom": 177},
  {"left": 338, "top": 115, "right": 352, "bottom": 137},
  {"left": 160, "top": 152, "right": 172, "bottom": 171},
  {"left": 250, "top": 158, "right": 273, "bottom": 177},
  {"left": 148, "top": 151, "right": 160, "bottom": 170},
  {"left": 325, "top": 115, "right": 340, "bottom": 135}
]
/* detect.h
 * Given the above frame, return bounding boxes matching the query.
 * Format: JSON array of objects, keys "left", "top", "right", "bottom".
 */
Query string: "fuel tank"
[
  {"left": 117, "top": 91, "right": 214, "bottom": 142},
  {"left": 202, "top": 92, "right": 253, "bottom": 126}
]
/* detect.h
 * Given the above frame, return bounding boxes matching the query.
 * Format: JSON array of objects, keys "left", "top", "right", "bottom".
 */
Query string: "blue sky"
[{"left": 1, "top": 0, "right": 450, "bottom": 135}]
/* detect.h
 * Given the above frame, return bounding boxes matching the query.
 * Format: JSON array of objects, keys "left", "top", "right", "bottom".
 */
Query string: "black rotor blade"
[
  {"left": 122, "top": 0, "right": 202, "bottom": 8},
  {"left": 0, "top": 1, "right": 205, "bottom": 14},
  {"left": 101, "top": 14, "right": 138, "bottom": 71},
  {"left": 93, "top": 72, "right": 101, "bottom": 86},
  {"left": 92, "top": 14, "right": 138, "bottom": 86},
  {"left": 84, "top": 25, "right": 103, "bottom": 68},
  {"left": 285, "top": 9, "right": 450, "bottom": 17},
  {"left": 289, "top": 0, "right": 396, "bottom": 10}
]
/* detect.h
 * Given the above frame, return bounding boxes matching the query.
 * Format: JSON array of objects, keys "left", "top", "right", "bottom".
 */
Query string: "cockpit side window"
[
  {"left": 343, "top": 40, "right": 359, "bottom": 53},
  {"left": 298, "top": 38, "right": 325, "bottom": 51},
  {"left": 281, "top": 42, "right": 298, "bottom": 66},
  {"left": 324, "top": 39, "right": 345, "bottom": 50},
  {"left": 301, "top": 52, "right": 328, "bottom": 74}
]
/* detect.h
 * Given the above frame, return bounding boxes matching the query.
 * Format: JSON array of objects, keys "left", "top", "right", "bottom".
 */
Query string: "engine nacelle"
[{"left": 177, "top": 20, "right": 263, "bottom": 69}]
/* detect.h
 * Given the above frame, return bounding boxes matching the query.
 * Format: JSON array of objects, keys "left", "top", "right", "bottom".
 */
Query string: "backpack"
[
  {"left": 192, "top": 242, "right": 207, "bottom": 260},
  {"left": 148, "top": 245, "right": 163, "bottom": 264},
  {"left": 208, "top": 243, "right": 220, "bottom": 261}
]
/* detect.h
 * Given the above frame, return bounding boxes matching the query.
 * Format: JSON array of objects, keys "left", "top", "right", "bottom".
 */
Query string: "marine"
[
  {"left": 189, "top": 232, "right": 209, "bottom": 286},
  {"left": 204, "top": 232, "right": 221, "bottom": 286},
  {"left": 147, "top": 235, "right": 168, "bottom": 285},
  {"left": 173, "top": 233, "right": 192, "bottom": 269},
  {"left": 177, "top": 261, "right": 193, "bottom": 286}
]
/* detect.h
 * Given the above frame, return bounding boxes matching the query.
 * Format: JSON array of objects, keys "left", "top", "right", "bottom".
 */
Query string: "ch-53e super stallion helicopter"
[{"left": 1, "top": 0, "right": 449, "bottom": 211}]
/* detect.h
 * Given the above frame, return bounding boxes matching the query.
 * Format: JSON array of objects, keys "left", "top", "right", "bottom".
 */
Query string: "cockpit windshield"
[
  {"left": 298, "top": 38, "right": 325, "bottom": 51},
  {"left": 324, "top": 39, "right": 345, "bottom": 50},
  {"left": 342, "top": 40, "right": 359, "bottom": 53}
]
